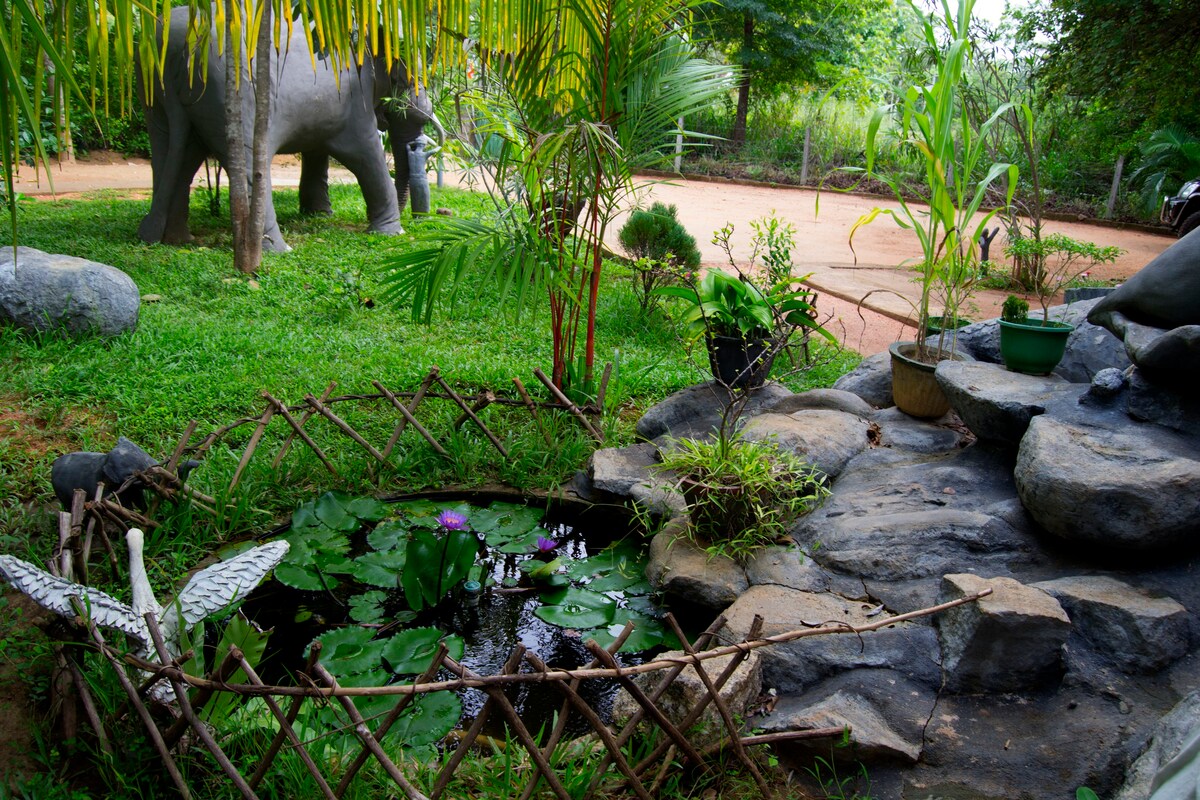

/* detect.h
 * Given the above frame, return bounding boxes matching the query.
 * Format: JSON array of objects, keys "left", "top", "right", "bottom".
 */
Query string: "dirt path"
[{"left": 14, "top": 151, "right": 1175, "bottom": 355}]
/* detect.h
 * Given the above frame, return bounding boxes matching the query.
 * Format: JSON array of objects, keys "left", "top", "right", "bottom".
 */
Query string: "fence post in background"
[
  {"left": 674, "top": 116, "right": 684, "bottom": 173},
  {"left": 800, "top": 126, "right": 811, "bottom": 185},
  {"left": 1106, "top": 154, "right": 1126, "bottom": 219}
]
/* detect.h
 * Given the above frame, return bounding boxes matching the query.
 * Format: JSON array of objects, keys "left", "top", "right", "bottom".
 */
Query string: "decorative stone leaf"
[
  {"left": 310, "top": 627, "right": 386, "bottom": 676},
  {"left": 315, "top": 491, "right": 362, "bottom": 532},
  {"left": 535, "top": 588, "right": 617, "bottom": 629},
  {"left": 367, "top": 520, "right": 410, "bottom": 551},
  {"left": 353, "top": 548, "right": 407, "bottom": 588},
  {"left": 382, "top": 627, "right": 465, "bottom": 674},
  {"left": 349, "top": 591, "right": 389, "bottom": 624},
  {"left": 385, "top": 691, "right": 462, "bottom": 746},
  {"left": 347, "top": 496, "right": 388, "bottom": 522}
]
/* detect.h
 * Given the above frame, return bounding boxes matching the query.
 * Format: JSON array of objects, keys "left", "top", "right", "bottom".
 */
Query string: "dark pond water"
[{"left": 237, "top": 493, "right": 671, "bottom": 740}]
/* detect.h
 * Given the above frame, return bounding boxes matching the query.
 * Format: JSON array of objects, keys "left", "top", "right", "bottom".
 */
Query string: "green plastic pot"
[
  {"left": 925, "top": 315, "right": 971, "bottom": 336},
  {"left": 999, "top": 318, "right": 1074, "bottom": 375}
]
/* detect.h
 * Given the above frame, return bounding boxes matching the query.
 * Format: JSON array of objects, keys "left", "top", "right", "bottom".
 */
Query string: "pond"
[{"left": 236, "top": 491, "right": 676, "bottom": 744}]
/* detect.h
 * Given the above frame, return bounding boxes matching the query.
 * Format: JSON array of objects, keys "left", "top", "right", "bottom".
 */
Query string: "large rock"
[
  {"left": 645, "top": 528, "right": 747, "bottom": 611},
  {"left": 582, "top": 442, "right": 684, "bottom": 517},
  {"left": 765, "top": 388, "right": 874, "bottom": 418},
  {"left": 1114, "top": 690, "right": 1200, "bottom": 800},
  {"left": 1015, "top": 415, "right": 1200, "bottom": 550},
  {"left": 792, "top": 447, "right": 1041, "bottom": 581},
  {"left": 610, "top": 649, "right": 761, "bottom": 741},
  {"left": 1033, "top": 576, "right": 1190, "bottom": 673},
  {"left": 720, "top": 585, "right": 940, "bottom": 693},
  {"left": 740, "top": 409, "right": 872, "bottom": 479},
  {"left": 832, "top": 351, "right": 892, "bottom": 408},
  {"left": 937, "top": 574, "right": 1070, "bottom": 693},
  {"left": 0, "top": 246, "right": 139, "bottom": 336},
  {"left": 761, "top": 690, "right": 921, "bottom": 763},
  {"left": 935, "top": 360, "right": 1080, "bottom": 445},
  {"left": 871, "top": 406, "right": 968, "bottom": 453},
  {"left": 635, "top": 381, "right": 791, "bottom": 442},
  {"left": 1127, "top": 368, "right": 1200, "bottom": 433},
  {"left": 744, "top": 546, "right": 830, "bottom": 593}
]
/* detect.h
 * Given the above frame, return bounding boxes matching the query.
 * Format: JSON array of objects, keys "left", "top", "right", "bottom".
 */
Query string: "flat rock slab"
[
  {"left": 720, "top": 585, "right": 940, "bottom": 693},
  {"left": 645, "top": 529, "right": 747, "bottom": 611},
  {"left": 764, "top": 690, "right": 921, "bottom": 763},
  {"left": 792, "top": 447, "right": 1041, "bottom": 581},
  {"left": 744, "top": 546, "right": 830, "bottom": 593},
  {"left": 1034, "top": 575, "right": 1191, "bottom": 673},
  {"left": 937, "top": 574, "right": 1070, "bottom": 693},
  {"left": 1015, "top": 415, "right": 1200, "bottom": 550},
  {"left": 765, "top": 388, "right": 874, "bottom": 418},
  {"left": 635, "top": 381, "right": 791, "bottom": 442},
  {"left": 0, "top": 246, "right": 139, "bottom": 336},
  {"left": 872, "top": 406, "right": 968, "bottom": 453},
  {"left": 741, "top": 409, "right": 871, "bottom": 479},
  {"left": 935, "top": 360, "right": 1079, "bottom": 445}
]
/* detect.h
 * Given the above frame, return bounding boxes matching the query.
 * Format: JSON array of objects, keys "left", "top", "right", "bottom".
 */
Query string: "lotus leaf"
[
  {"left": 349, "top": 591, "right": 389, "bottom": 623},
  {"left": 347, "top": 496, "right": 388, "bottom": 521},
  {"left": 315, "top": 491, "right": 363, "bottom": 532},
  {"left": 382, "top": 627, "right": 465, "bottom": 674},
  {"left": 367, "top": 520, "right": 410, "bottom": 551},
  {"left": 385, "top": 691, "right": 463, "bottom": 746},
  {"left": 353, "top": 548, "right": 407, "bottom": 588},
  {"left": 311, "top": 627, "right": 386, "bottom": 675},
  {"left": 535, "top": 587, "right": 616, "bottom": 629}
]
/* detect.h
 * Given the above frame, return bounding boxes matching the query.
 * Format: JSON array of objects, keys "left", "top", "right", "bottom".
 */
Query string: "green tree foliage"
[
  {"left": 1129, "top": 125, "right": 1200, "bottom": 213},
  {"left": 695, "top": 0, "right": 890, "bottom": 147},
  {"left": 1019, "top": 0, "right": 1200, "bottom": 140}
]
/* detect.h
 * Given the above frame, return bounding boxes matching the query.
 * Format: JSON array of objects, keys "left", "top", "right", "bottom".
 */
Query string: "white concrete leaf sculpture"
[{"left": 0, "top": 528, "right": 289, "bottom": 660}]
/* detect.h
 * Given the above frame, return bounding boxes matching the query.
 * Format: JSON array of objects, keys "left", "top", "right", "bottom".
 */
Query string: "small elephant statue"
[
  {"left": 137, "top": 7, "right": 442, "bottom": 253},
  {"left": 51, "top": 436, "right": 199, "bottom": 511}
]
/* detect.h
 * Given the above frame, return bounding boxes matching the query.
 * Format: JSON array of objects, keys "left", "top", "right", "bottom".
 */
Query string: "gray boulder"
[
  {"left": 1033, "top": 575, "right": 1190, "bottom": 672},
  {"left": 935, "top": 360, "right": 1080, "bottom": 445},
  {"left": 645, "top": 527, "right": 747, "bottom": 611},
  {"left": 720, "top": 585, "right": 941, "bottom": 693},
  {"left": 0, "top": 246, "right": 139, "bottom": 336},
  {"left": 937, "top": 573, "right": 1070, "bottom": 693},
  {"left": 741, "top": 409, "right": 872, "bottom": 479},
  {"left": 761, "top": 690, "right": 921, "bottom": 763},
  {"left": 792, "top": 447, "right": 1041, "bottom": 581},
  {"left": 744, "top": 546, "right": 830, "bottom": 593},
  {"left": 765, "top": 388, "right": 875, "bottom": 418},
  {"left": 635, "top": 381, "right": 791, "bottom": 442},
  {"left": 871, "top": 406, "right": 968, "bottom": 453},
  {"left": 1015, "top": 415, "right": 1200, "bottom": 549},
  {"left": 1127, "top": 368, "right": 1200, "bottom": 433},
  {"left": 1114, "top": 690, "right": 1200, "bottom": 800},
  {"left": 582, "top": 442, "right": 683, "bottom": 517},
  {"left": 832, "top": 351, "right": 892, "bottom": 408}
]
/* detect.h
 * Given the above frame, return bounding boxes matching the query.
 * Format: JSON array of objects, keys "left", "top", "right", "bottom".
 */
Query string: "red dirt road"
[{"left": 14, "top": 152, "right": 1175, "bottom": 355}]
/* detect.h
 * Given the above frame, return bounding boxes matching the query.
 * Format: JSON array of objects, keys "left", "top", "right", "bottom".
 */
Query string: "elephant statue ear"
[{"left": 103, "top": 437, "right": 159, "bottom": 485}]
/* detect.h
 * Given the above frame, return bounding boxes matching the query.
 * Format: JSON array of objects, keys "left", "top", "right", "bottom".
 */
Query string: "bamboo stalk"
[
  {"left": 380, "top": 371, "right": 436, "bottom": 459},
  {"left": 304, "top": 394, "right": 387, "bottom": 463},
  {"left": 234, "top": 649, "right": 338, "bottom": 800},
  {"left": 372, "top": 380, "right": 448, "bottom": 457},
  {"left": 273, "top": 382, "right": 335, "bottom": 468},
  {"left": 143, "top": 615, "right": 260, "bottom": 800},
  {"left": 452, "top": 391, "right": 494, "bottom": 432},
  {"left": 264, "top": 393, "right": 340, "bottom": 478},
  {"left": 666, "top": 613, "right": 770, "bottom": 797},
  {"left": 87, "top": 623, "right": 192, "bottom": 799},
  {"left": 533, "top": 367, "right": 603, "bottom": 442},
  {"left": 228, "top": 405, "right": 276, "bottom": 493},
  {"left": 163, "top": 643, "right": 247, "bottom": 748},
  {"left": 444, "top": 650, "right": 571, "bottom": 800},
  {"left": 65, "top": 654, "right": 111, "bottom": 754},
  {"left": 250, "top": 645, "right": 321, "bottom": 791},
  {"left": 432, "top": 372, "right": 508, "bottom": 457},
  {"left": 512, "top": 377, "right": 552, "bottom": 444},
  {"left": 312, "top": 663, "right": 431, "bottom": 800},
  {"left": 697, "top": 727, "right": 849, "bottom": 757}
]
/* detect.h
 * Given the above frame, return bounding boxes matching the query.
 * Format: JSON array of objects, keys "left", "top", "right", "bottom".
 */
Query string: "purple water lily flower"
[
  {"left": 535, "top": 535, "right": 559, "bottom": 553},
  {"left": 436, "top": 510, "right": 469, "bottom": 531}
]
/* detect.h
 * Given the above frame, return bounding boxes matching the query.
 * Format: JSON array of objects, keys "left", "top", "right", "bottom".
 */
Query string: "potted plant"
[
  {"left": 999, "top": 233, "right": 1123, "bottom": 375},
  {"left": 654, "top": 431, "right": 829, "bottom": 563},
  {"left": 654, "top": 268, "right": 832, "bottom": 389},
  {"left": 844, "top": 0, "right": 1019, "bottom": 417}
]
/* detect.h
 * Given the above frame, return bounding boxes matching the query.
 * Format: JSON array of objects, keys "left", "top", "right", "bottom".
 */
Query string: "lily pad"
[
  {"left": 291, "top": 502, "right": 321, "bottom": 531},
  {"left": 349, "top": 591, "right": 389, "bottom": 624},
  {"left": 353, "top": 548, "right": 407, "bottom": 588},
  {"left": 275, "top": 562, "right": 337, "bottom": 591},
  {"left": 347, "top": 496, "right": 388, "bottom": 522},
  {"left": 535, "top": 588, "right": 616, "bottom": 629},
  {"left": 315, "top": 491, "right": 362, "bottom": 532},
  {"left": 471, "top": 503, "right": 544, "bottom": 538},
  {"left": 367, "top": 520, "right": 410, "bottom": 551},
  {"left": 585, "top": 610, "right": 678, "bottom": 652},
  {"left": 310, "top": 628, "right": 386, "bottom": 676},
  {"left": 382, "top": 628, "right": 465, "bottom": 674},
  {"left": 385, "top": 691, "right": 462, "bottom": 747}
]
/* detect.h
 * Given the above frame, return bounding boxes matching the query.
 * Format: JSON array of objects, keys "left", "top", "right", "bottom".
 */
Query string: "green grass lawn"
[{"left": 1, "top": 182, "right": 858, "bottom": 560}]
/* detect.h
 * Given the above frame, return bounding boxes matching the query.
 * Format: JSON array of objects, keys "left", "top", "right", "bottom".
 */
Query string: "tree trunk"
[
  {"left": 224, "top": 0, "right": 253, "bottom": 273},
  {"left": 730, "top": 12, "right": 753, "bottom": 149},
  {"left": 247, "top": 1, "right": 271, "bottom": 268}
]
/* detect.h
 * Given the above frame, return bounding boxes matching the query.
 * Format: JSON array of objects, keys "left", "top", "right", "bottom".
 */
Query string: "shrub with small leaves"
[{"left": 618, "top": 202, "right": 702, "bottom": 312}]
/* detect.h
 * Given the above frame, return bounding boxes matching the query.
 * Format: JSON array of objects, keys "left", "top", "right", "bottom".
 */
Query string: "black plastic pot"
[{"left": 706, "top": 334, "right": 774, "bottom": 389}]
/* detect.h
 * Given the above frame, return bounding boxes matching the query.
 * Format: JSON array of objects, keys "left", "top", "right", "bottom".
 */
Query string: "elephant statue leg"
[
  {"left": 327, "top": 130, "right": 402, "bottom": 236},
  {"left": 407, "top": 135, "right": 433, "bottom": 215},
  {"left": 298, "top": 151, "right": 333, "bottom": 216},
  {"left": 162, "top": 137, "right": 209, "bottom": 244},
  {"left": 390, "top": 132, "right": 412, "bottom": 213},
  {"left": 139, "top": 94, "right": 203, "bottom": 244}
]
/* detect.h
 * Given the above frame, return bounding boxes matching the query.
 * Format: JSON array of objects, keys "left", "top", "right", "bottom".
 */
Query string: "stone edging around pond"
[{"left": 573, "top": 301, "right": 1200, "bottom": 798}]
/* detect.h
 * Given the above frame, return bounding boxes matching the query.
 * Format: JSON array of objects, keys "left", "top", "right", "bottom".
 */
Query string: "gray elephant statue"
[{"left": 137, "top": 7, "right": 440, "bottom": 252}]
